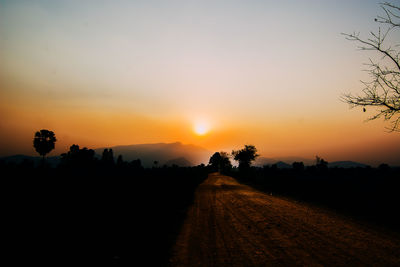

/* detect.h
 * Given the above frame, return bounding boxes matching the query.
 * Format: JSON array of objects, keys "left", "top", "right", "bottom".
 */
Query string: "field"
[{"left": 2, "top": 164, "right": 208, "bottom": 265}]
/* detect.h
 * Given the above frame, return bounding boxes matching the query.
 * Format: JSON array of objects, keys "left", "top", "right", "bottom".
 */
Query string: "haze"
[{"left": 1, "top": 0, "right": 399, "bottom": 165}]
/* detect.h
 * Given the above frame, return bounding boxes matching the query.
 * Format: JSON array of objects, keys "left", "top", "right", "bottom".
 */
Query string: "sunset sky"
[{"left": 1, "top": 0, "right": 399, "bottom": 165}]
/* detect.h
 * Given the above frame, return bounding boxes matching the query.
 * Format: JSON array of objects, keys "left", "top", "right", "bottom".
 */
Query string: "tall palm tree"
[{"left": 33, "top": 129, "right": 57, "bottom": 163}]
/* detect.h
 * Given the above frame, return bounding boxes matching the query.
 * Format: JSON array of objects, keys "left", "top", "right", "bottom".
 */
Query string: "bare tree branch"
[{"left": 342, "top": 2, "right": 400, "bottom": 132}]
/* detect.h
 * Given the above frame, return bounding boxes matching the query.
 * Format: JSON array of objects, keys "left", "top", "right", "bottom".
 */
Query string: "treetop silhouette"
[
  {"left": 232, "top": 145, "right": 259, "bottom": 171},
  {"left": 33, "top": 129, "right": 57, "bottom": 161},
  {"left": 209, "top": 151, "right": 232, "bottom": 172}
]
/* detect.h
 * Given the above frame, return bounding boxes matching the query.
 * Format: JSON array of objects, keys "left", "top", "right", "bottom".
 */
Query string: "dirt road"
[{"left": 170, "top": 173, "right": 400, "bottom": 266}]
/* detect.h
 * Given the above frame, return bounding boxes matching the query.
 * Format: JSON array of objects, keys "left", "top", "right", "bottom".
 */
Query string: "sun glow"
[{"left": 194, "top": 121, "right": 210, "bottom": 136}]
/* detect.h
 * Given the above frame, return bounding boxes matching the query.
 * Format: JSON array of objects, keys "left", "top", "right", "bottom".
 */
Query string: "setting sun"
[{"left": 194, "top": 122, "right": 209, "bottom": 136}]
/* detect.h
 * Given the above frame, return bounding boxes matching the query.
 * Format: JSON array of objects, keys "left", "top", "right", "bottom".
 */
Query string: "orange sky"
[
  {"left": 1, "top": 90, "right": 399, "bottom": 165},
  {"left": 0, "top": 1, "right": 399, "bottom": 165}
]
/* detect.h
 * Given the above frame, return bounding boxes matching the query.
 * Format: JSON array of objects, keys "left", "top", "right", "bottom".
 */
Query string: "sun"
[{"left": 194, "top": 121, "right": 210, "bottom": 135}]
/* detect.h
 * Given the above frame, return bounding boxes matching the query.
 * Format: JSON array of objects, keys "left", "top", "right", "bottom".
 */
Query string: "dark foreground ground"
[
  {"left": 2, "top": 166, "right": 207, "bottom": 266},
  {"left": 4, "top": 166, "right": 400, "bottom": 266},
  {"left": 170, "top": 173, "right": 400, "bottom": 266}
]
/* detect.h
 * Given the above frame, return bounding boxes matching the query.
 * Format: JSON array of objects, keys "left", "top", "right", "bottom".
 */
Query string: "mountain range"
[
  {"left": 1, "top": 143, "right": 372, "bottom": 169},
  {"left": 0, "top": 154, "right": 61, "bottom": 167},
  {"left": 94, "top": 142, "right": 211, "bottom": 167},
  {"left": 254, "top": 156, "right": 315, "bottom": 167},
  {"left": 328, "top": 161, "right": 368, "bottom": 168},
  {"left": 254, "top": 157, "right": 370, "bottom": 168}
]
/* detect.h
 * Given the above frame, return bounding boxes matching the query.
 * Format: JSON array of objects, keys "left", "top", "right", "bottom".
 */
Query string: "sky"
[{"left": 1, "top": 0, "right": 399, "bottom": 165}]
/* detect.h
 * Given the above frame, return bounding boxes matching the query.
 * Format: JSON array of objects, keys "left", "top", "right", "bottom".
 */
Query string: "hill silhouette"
[
  {"left": 274, "top": 161, "right": 292, "bottom": 168},
  {"left": 255, "top": 157, "right": 369, "bottom": 168},
  {"left": 164, "top": 157, "right": 193, "bottom": 167},
  {"left": 0, "top": 142, "right": 210, "bottom": 168},
  {"left": 328, "top": 161, "right": 369, "bottom": 168},
  {"left": 0, "top": 154, "right": 60, "bottom": 167},
  {"left": 94, "top": 142, "right": 211, "bottom": 167},
  {"left": 254, "top": 156, "right": 315, "bottom": 166},
  {"left": 1, "top": 146, "right": 371, "bottom": 169}
]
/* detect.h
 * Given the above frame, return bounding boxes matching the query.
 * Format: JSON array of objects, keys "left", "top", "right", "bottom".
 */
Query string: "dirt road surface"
[{"left": 170, "top": 173, "right": 400, "bottom": 266}]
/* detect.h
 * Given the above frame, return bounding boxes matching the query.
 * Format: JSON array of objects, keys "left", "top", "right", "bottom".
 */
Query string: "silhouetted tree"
[
  {"left": 378, "top": 163, "right": 391, "bottom": 171},
  {"left": 315, "top": 156, "right": 328, "bottom": 169},
  {"left": 33, "top": 129, "right": 57, "bottom": 163},
  {"left": 219, "top": 151, "right": 232, "bottom": 172},
  {"left": 209, "top": 152, "right": 222, "bottom": 171},
  {"left": 342, "top": 2, "right": 400, "bottom": 131},
  {"left": 209, "top": 151, "right": 232, "bottom": 172},
  {"left": 101, "top": 148, "right": 115, "bottom": 167},
  {"left": 117, "top": 155, "right": 125, "bottom": 167},
  {"left": 232, "top": 145, "right": 259, "bottom": 171},
  {"left": 292, "top": 161, "right": 305, "bottom": 171},
  {"left": 60, "top": 144, "right": 95, "bottom": 168}
]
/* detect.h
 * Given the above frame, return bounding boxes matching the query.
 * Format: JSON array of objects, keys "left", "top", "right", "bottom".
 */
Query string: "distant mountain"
[
  {"left": 164, "top": 157, "right": 193, "bottom": 167},
  {"left": 5, "top": 146, "right": 368, "bottom": 170},
  {"left": 95, "top": 142, "right": 211, "bottom": 167},
  {"left": 254, "top": 156, "right": 314, "bottom": 167},
  {"left": 254, "top": 158, "right": 369, "bottom": 169},
  {"left": 253, "top": 157, "right": 276, "bottom": 166},
  {"left": 273, "top": 161, "right": 292, "bottom": 169},
  {"left": 0, "top": 155, "right": 60, "bottom": 167},
  {"left": 328, "top": 161, "right": 368, "bottom": 168},
  {"left": 0, "top": 142, "right": 211, "bottom": 168}
]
